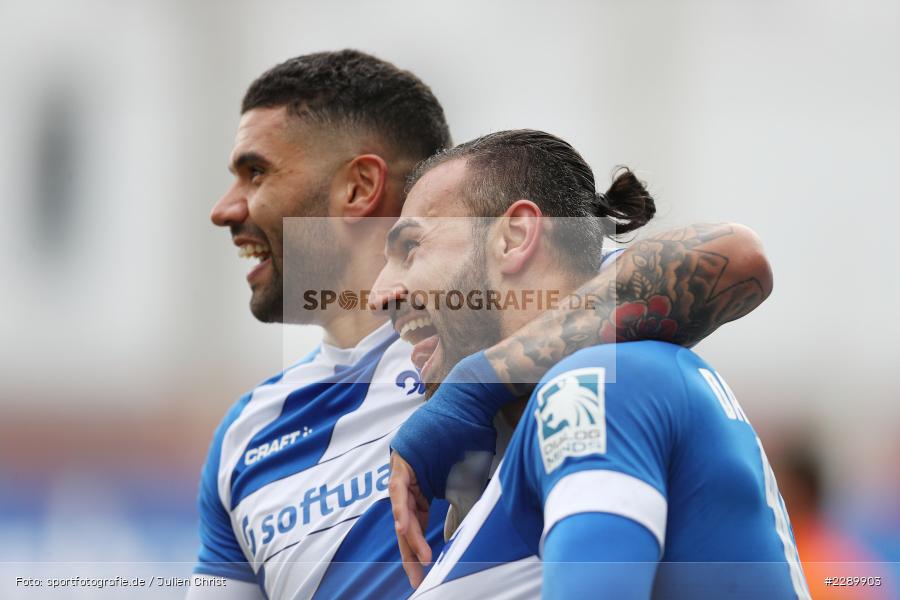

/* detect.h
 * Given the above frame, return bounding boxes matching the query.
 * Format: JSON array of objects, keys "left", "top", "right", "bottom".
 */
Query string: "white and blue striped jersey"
[
  {"left": 413, "top": 341, "right": 811, "bottom": 600},
  {"left": 192, "top": 322, "right": 449, "bottom": 599}
]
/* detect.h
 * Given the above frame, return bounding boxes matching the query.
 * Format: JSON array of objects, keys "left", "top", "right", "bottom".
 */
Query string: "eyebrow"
[
  {"left": 386, "top": 218, "right": 422, "bottom": 250},
  {"left": 228, "top": 152, "right": 272, "bottom": 174}
]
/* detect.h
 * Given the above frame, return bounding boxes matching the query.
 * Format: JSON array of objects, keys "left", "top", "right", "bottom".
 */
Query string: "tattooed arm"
[
  {"left": 389, "top": 223, "right": 772, "bottom": 586},
  {"left": 486, "top": 223, "right": 773, "bottom": 395}
]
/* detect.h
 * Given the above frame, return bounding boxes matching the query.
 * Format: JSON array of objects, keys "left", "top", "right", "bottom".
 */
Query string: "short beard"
[
  {"left": 424, "top": 244, "right": 503, "bottom": 398},
  {"left": 250, "top": 273, "right": 284, "bottom": 323},
  {"left": 253, "top": 180, "right": 337, "bottom": 325}
]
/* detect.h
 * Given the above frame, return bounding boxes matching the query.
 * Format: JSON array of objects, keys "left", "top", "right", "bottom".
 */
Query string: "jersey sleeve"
[
  {"left": 193, "top": 393, "right": 259, "bottom": 584},
  {"left": 542, "top": 512, "right": 659, "bottom": 599},
  {"left": 522, "top": 341, "right": 685, "bottom": 556}
]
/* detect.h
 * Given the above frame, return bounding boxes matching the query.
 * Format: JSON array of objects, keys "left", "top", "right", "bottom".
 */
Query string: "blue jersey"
[
  {"left": 192, "top": 322, "right": 448, "bottom": 599},
  {"left": 413, "top": 341, "right": 811, "bottom": 599}
]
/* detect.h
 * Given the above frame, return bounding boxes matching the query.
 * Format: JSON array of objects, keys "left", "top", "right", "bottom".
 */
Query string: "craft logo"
[
  {"left": 535, "top": 367, "right": 606, "bottom": 473},
  {"left": 244, "top": 428, "right": 313, "bottom": 466}
]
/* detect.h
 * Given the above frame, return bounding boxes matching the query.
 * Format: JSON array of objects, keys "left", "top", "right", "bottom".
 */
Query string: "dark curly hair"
[{"left": 242, "top": 49, "right": 451, "bottom": 162}]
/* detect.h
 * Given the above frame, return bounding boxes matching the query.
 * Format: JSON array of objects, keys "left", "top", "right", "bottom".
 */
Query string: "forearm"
[
  {"left": 486, "top": 223, "right": 772, "bottom": 395},
  {"left": 543, "top": 513, "right": 659, "bottom": 600}
]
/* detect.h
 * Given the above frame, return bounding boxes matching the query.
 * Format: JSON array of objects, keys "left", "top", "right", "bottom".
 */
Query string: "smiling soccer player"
[
  {"left": 193, "top": 50, "right": 775, "bottom": 600},
  {"left": 374, "top": 130, "right": 808, "bottom": 599}
]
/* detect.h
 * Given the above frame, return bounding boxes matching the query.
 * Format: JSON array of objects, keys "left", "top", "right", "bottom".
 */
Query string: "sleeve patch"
[{"left": 534, "top": 367, "right": 606, "bottom": 473}]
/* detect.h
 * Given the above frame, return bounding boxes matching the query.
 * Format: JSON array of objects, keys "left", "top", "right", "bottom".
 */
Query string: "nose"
[
  {"left": 211, "top": 184, "right": 249, "bottom": 227},
  {"left": 369, "top": 266, "right": 408, "bottom": 312}
]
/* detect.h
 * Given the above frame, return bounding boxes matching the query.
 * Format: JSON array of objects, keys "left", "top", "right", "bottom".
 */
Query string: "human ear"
[
  {"left": 496, "top": 200, "right": 542, "bottom": 275},
  {"left": 341, "top": 154, "right": 388, "bottom": 221}
]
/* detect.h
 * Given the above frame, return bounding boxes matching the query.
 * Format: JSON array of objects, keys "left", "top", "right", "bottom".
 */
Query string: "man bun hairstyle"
[
  {"left": 242, "top": 49, "right": 451, "bottom": 162},
  {"left": 595, "top": 166, "right": 656, "bottom": 235},
  {"left": 408, "top": 129, "right": 656, "bottom": 273}
]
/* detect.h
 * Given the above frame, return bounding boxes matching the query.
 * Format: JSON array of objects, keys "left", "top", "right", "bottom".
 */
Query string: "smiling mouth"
[
  {"left": 397, "top": 314, "right": 443, "bottom": 381},
  {"left": 239, "top": 243, "right": 271, "bottom": 263},
  {"left": 238, "top": 243, "right": 272, "bottom": 281}
]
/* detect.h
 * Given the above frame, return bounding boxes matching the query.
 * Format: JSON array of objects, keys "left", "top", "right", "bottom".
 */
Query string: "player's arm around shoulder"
[{"left": 524, "top": 342, "right": 686, "bottom": 599}]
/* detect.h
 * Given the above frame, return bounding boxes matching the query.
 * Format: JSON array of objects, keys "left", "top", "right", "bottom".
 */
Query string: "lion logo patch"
[{"left": 534, "top": 367, "right": 606, "bottom": 473}]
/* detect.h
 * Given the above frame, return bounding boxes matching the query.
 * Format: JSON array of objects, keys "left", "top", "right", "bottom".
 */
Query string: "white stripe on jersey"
[
  {"left": 541, "top": 470, "right": 668, "bottom": 553},
  {"left": 210, "top": 323, "right": 429, "bottom": 597},
  {"left": 413, "top": 463, "right": 542, "bottom": 600},
  {"left": 237, "top": 432, "right": 391, "bottom": 563},
  {"left": 263, "top": 518, "right": 358, "bottom": 600},
  {"left": 413, "top": 558, "right": 541, "bottom": 600},
  {"left": 319, "top": 337, "right": 424, "bottom": 462},
  {"left": 218, "top": 354, "right": 336, "bottom": 511}
]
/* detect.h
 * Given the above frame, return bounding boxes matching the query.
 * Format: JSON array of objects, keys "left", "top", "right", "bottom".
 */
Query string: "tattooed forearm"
[{"left": 486, "top": 223, "right": 771, "bottom": 395}]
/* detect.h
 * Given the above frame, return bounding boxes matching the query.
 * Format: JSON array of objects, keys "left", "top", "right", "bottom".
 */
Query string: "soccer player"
[
  {"left": 373, "top": 130, "right": 809, "bottom": 598},
  {"left": 191, "top": 50, "right": 774, "bottom": 599}
]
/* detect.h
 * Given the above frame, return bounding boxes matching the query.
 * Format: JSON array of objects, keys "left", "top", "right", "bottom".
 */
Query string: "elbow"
[{"left": 728, "top": 223, "right": 774, "bottom": 302}]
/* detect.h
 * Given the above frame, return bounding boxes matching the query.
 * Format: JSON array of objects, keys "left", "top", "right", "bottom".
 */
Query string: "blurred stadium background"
[{"left": 1, "top": 0, "right": 898, "bottom": 596}]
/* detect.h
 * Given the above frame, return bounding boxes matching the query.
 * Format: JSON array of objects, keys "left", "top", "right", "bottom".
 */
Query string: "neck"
[
  {"left": 498, "top": 268, "right": 587, "bottom": 338},
  {"left": 322, "top": 310, "right": 388, "bottom": 349},
  {"left": 321, "top": 222, "right": 393, "bottom": 349}
]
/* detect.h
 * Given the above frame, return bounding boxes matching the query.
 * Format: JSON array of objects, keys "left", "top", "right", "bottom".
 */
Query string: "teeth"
[
  {"left": 238, "top": 244, "right": 270, "bottom": 261},
  {"left": 399, "top": 316, "right": 434, "bottom": 339}
]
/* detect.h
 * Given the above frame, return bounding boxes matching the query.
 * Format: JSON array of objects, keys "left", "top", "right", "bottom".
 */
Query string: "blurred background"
[{"left": 1, "top": 0, "right": 898, "bottom": 597}]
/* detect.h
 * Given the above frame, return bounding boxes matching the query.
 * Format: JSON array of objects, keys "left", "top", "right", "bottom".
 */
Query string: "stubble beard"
[
  {"left": 250, "top": 267, "right": 284, "bottom": 323},
  {"left": 423, "top": 246, "right": 503, "bottom": 398},
  {"left": 251, "top": 180, "right": 339, "bottom": 325}
]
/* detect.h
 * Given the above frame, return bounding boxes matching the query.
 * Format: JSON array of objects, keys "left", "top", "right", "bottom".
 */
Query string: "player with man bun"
[
  {"left": 377, "top": 130, "right": 807, "bottom": 599},
  {"left": 193, "top": 50, "right": 775, "bottom": 599}
]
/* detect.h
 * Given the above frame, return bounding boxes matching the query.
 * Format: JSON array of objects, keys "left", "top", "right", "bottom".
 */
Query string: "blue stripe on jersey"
[
  {"left": 257, "top": 565, "right": 269, "bottom": 599},
  {"left": 442, "top": 499, "right": 534, "bottom": 584},
  {"left": 311, "top": 498, "right": 450, "bottom": 600},
  {"left": 229, "top": 333, "right": 399, "bottom": 509},
  {"left": 194, "top": 347, "right": 323, "bottom": 582},
  {"left": 195, "top": 391, "right": 257, "bottom": 581}
]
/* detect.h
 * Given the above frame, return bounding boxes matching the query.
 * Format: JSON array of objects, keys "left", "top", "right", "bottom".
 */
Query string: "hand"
[{"left": 389, "top": 451, "right": 432, "bottom": 589}]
